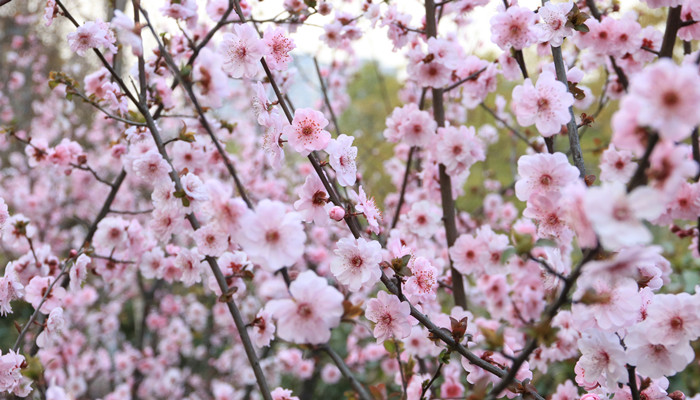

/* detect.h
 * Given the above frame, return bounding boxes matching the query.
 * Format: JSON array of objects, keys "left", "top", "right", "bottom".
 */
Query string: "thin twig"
[
  {"left": 313, "top": 57, "right": 342, "bottom": 136},
  {"left": 320, "top": 344, "right": 374, "bottom": 400}
]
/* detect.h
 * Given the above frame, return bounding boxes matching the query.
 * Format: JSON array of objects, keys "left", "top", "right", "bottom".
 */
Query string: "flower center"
[
  {"left": 266, "top": 230, "right": 280, "bottom": 243},
  {"left": 312, "top": 190, "right": 327, "bottom": 206},
  {"left": 297, "top": 303, "right": 313, "bottom": 318}
]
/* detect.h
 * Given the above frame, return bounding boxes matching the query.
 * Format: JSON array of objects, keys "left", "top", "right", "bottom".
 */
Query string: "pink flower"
[
  {"left": 625, "top": 328, "right": 695, "bottom": 379},
  {"left": 352, "top": 186, "right": 383, "bottom": 235},
  {"left": 266, "top": 271, "right": 344, "bottom": 344},
  {"left": 193, "top": 224, "right": 229, "bottom": 257},
  {"left": 67, "top": 20, "right": 116, "bottom": 56},
  {"left": 263, "top": 27, "right": 296, "bottom": 71},
  {"left": 271, "top": 387, "right": 299, "bottom": 400},
  {"left": 326, "top": 134, "right": 358, "bottom": 187},
  {"left": 450, "top": 233, "right": 487, "bottom": 275},
  {"left": 403, "top": 200, "right": 441, "bottom": 238},
  {"left": 174, "top": 247, "right": 203, "bottom": 286},
  {"left": 584, "top": 183, "right": 664, "bottom": 250},
  {"left": 330, "top": 237, "right": 382, "bottom": 291},
  {"left": 523, "top": 192, "right": 570, "bottom": 239},
  {"left": 398, "top": 108, "right": 438, "bottom": 147},
  {"left": 576, "top": 330, "right": 627, "bottom": 389},
  {"left": 403, "top": 257, "right": 438, "bottom": 303},
  {"left": 511, "top": 71, "right": 574, "bottom": 137},
  {"left": 0, "top": 197, "right": 8, "bottom": 235},
  {"left": 283, "top": 108, "right": 331, "bottom": 155},
  {"left": 0, "top": 263, "right": 24, "bottom": 316},
  {"left": 220, "top": 24, "right": 266, "bottom": 78},
  {"left": 93, "top": 216, "right": 129, "bottom": 253},
  {"left": 248, "top": 309, "right": 276, "bottom": 348},
  {"left": 638, "top": 293, "right": 700, "bottom": 346},
  {"left": 238, "top": 199, "right": 306, "bottom": 271},
  {"left": 150, "top": 204, "right": 184, "bottom": 242},
  {"left": 572, "top": 278, "right": 641, "bottom": 331},
  {"left": 329, "top": 206, "right": 345, "bottom": 221},
  {"left": 535, "top": 1, "right": 574, "bottom": 46},
  {"left": 365, "top": 290, "right": 413, "bottom": 344},
  {"left": 599, "top": 145, "right": 636, "bottom": 183},
  {"left": 24, "top": 276, "right": 66, "bottom": 314},
  {"left": 262, "top": 113, "right": 287, "bottom": 169},
  {"left": 490, "top": 6, "right": 537, "bottom": 50},
  {"left": 294, "top": 174, "right": 332, "bottom": 226},
  {"left": 181, "top": 173, "right": 209, "bottom": 202},
  {"left": 111, "top": 10, "right": 142, "bottom": 56},
  {"left": 0, "top": 350, "right": 32, "bottom": 396},
  {"left": 514, "top": 152, "right": 579, "bottom": 202},
  {"left": 434, "top": 125, "right": 485, "bottom": 177},
  {"left": 69, "top": 254, "right": 90, "bottom": 293},
  {"left": 36, "top": 306, "right": 65, "bottom": 348},
  {"left": 626, "top": 59, "right": 700, "bottom": 141},
  {"left": 132, "top": 150, "right": 171, "bottom": 184}
]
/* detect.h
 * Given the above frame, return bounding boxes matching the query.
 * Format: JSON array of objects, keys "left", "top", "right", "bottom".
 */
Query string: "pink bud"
[{"left": 329, "top": 206, "right": 345, "bottom": 221}]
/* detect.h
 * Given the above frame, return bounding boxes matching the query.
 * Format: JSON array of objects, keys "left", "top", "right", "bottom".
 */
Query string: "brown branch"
[{"left": 660, "top": 6, "right": 682, "bottom": 59}]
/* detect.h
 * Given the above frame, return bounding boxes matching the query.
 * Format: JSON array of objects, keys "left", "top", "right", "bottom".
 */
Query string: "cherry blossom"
[
  {"left": 220, "top": 24, "right": 266, "bottom": 79},
  {"left": 326, "top": 134, "right": 358, "bottom": 187},
  {"left": 283, "top": 108, "right": 331, "bottom": 155},
  {"left": 266, "top": 271, "right": 344, "bottom": 344},
  {"left": 490, "top": 5, "right": 537, "bottom": 50},
  {"left": 67, "top": 20, "right": 116, "bottom": 56},
  {"left": 535, "top": 1, "right": 574, "bottom": 46},
  {"left": 511, "top": 71, "right": 575, "bottom": 137},
  {"left": 515, "top": 152, "right": 580, "bottom": 201},
  {"left": 294, "top": 174, "right": 332, "bottom": 226},
  {"left": 365, "top": 290, "right": 413, "bottom": 344},
  {"left": 330, "top": 237, "right": 382, "bottom": 291}
]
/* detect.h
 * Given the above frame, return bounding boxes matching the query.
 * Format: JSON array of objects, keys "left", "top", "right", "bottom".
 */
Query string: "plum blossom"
[
  {"left": 36, "top": 306, "right": 65, "bottom": 348},
  {"left": 0, "top": 263, "right": 24, "bottom": 316},
  {"left": 365, "top": 290, "right": 413, "bottom": 343},
  {"left": 283, "top": 108, "right": 331, "bottom": 155},
  {"left": 584, "top": 183, "right": 664, "bottom": 250},
  {"left": 238, "top": 199, "right": 306, "bottom": 271},
  {"left": 515, "top": 152, "right": 579, "bottom": 201},
  {"left": 403, "top": 257, "right": 438, "bottom": 303},
  {"left": 67, "top": 20, "right": 116, "bottom": 56},
  {"left": 181, "top": 173, "right": 209, "bottom": 202},
  {"left": 248, "top": 309, "right": 276, "bottom": 348},
  {"left": 266, "top": 271, "right": 344, "bottom": 344},
  {"left": 111, "top": 10, "right": 142, "bottom": 56},
  {"left": 0, "top": 197, "right": 8, "bottom": 234},
  {"left": 434, "top": 125, "right": 485, "bottom": 177},
  {"left": 576, "top": 330, "right": 628, "bottom": 388},
  {"left": 24, "top": 276, "right": 66, "bottom": 314},
  {"left": 330, "top": 237, "right": 382, "bottom": 291},
  {"left": 403, "top": 200, "right": 440, "bottom": 238},
  {"left": 271, "top": 387, "right": 299, "bottom": 400},
  {"left": 69, "top": 254, "right": 90, "bottom": 293},
  {"left": 450, "top": 233, "right": 487, "bottom": 275},
  {"left": 326, "top": 134, "right": 358, "bottom": 186},
  {"left": 220, "top": 24, "right": 266, "bottom": 78},
  {"left": 174, "top": 247, "right": 203, "bottom": 286},
  {"left": 626, "top": 59, "right": 700, "bottom": 141},
  {"left": 490, "top": 6, "right": 537, "bottom": 50},
  {"left": 294, "top": 174, "right": 332, "bottom": 226},
  {"left": 599, "top": 145, "right": 636, "bottom": 183},
  {"left": 132, "top": 150, "right": 171, "bottom": 184},
  {"left": 511, "top": 71, "right": 575, "bottom": 137},
  {"left": 535, "top": 1, "right": 574, "bottom": 46},
  {"left": 193, "top": 224, "right": 229, "bottom": 257},
  {"left": 0, "top": 350, "right": 32, "bottom": 397},
  {"left": 625, "top": 328, "right": 695, "bottom": 379},
  {"left": 263, "top": 27, "right": 296, "bottom": 71},
  {"left": 637, "top": 294, "right": 700, "bottom": 346},
  {"left": 352, "top": 186, "right": 382, "bottom": 234}
]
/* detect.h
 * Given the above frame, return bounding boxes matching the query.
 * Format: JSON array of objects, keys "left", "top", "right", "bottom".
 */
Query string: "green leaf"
[
  {"left": 383, "top": 340, "right": 395, "bottom": 354},
  {"left": 500, "top": 247, "right": 517, "bottom": 264},
  {"left": 181, "top": 197, "right": 190, "bottom": 207},
  {"left": 534, "top": 238, "right": 557, "bottom": 248},
  {"left": 173, "top": 190, "right": 186, "bottom": 198},
  {"left": 574, "top": 23, "right": 590, "bottom": 33}
]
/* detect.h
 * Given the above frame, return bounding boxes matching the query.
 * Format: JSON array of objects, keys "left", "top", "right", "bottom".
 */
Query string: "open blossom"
[
  {"left": 24, "top": 276, "right": 66, "bottom": 314},
  {"left": 69, "top": 254, "right": 90, "bottom": 293},
  {"left": 434, "top": 125, "right": 485, "bottom": 177},
  {"left": 572, "top": 278, "right": 641, "bottom": 331},
  {"left": 584, "top": 183, "right": 664, "bottom": 250},
  {"left": 175, "top": 247, "right": 203, "bottom": 286},
  {"left": 515, "top": 152, "right": 579, "bottom": 202},
  {"left": 36, "top": 306, "right": 65, "bottom": 348},
  {"left": 238, "top": 199, "right": 306, "bottom": 271},
  {"left": 271, "top": 387, "right": 299, "bottom": 400},
  {"left": 365, "top": 290, "right": 413, "bottom": 343},
  {"left": 93, "top": 216, "right": 129, "bottom": 253},
  {"left": 248, "top": 309, "right": 276, "bottom": 348},
  {"left": 266, "top": 271, "right": 344, "bottom": 344},
  {"left": 262, "top": 113, "right": 287, "bottom": 169},
  {"left": 403, "top": 257, "right": 438, "bottom": 303},
  {"left": 636, "top": 293, "right": 700, "bottom": 346},
  {"left": 326, "top": 134, "right": 358, "bottom": 186},
  {"left": 599, "top": 145, "right": 636, "bottom": 183},
  {"left": 181, "top": 173, "right": 209, "bottom": 202},
  {"left": 352, "top": 186, "right": 382, "bottom": 234},
  {"left": 450, "top": 233, "right": 487, "bottom": 275},
  {"left": 294, "top": 174, "right": 332, "bottom": 226},
  {"left": 111, "top": 10, "right": 142, "bottom": 56},
  {"left": 403, "top": 200, "right": 440, "bottom": 238},
  {"left": 490, "top": 6, "right": 537, "bottom": 50},
  {"left": 0, "top": 263, "right": 24, "bottom": 316},
  {"left": 330, "top": 237, "right": 382, "bottom": 291},
  {"left": 193, "top": 224, "right": 229, "bottom": 257},
  {"left": 0, "top": 350, "right": 32, "bottom": 397},
  {"left": 283, "top": 108, "right": 331, "bottom": 155},
  {"left": 263, "top": 27, "right": 296, "bottom": 71},
  {"left": 576, "top": 330, "right": 627, "bottom": 389},
  {"left": 626, "top": 59, "right": 700, "bottom": 141},
  {"left": 132, "top": 150, "right": 171, "bottom": 184},
  {"left": 535, "top": 1, "right": 574, "bottom": 46},
  {"left": 625, "top": 328, "right": 695, "bottom": 379},
  {"left": 220, "top": 24, "right": 266, "bottom": 78},
  {"left": 67, "top": 20, "right": 116, "bottom": 56},
  {"left": 511, "top": 71, "right": 574, "bottom": 137}
]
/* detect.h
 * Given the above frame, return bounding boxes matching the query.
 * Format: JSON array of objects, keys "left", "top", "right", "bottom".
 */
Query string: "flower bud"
[{"left": 329, "top": 206, "right": 345, "bottom": 221}]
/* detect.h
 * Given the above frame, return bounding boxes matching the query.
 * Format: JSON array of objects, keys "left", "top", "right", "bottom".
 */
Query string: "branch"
[
  {"left": 626, "top": 133, "right": 659, "bottom": 193},
  {"left": 320, "top": 344, "right": 374, "bottom": 400},
  {"left": 479, "top": 103, "right": 540, "bottom": 152},
  {"left": 139, "top": 6, "right": 254, "bottom": 209},
  {"left": 425, "top": 0, "right": 467, "bottom": 310},
  {"left": 391, "top": 146, "right": 416, "bottom": 229},
  {"left": 660, "top": 6, "right": 682, "bottom": 59},
  {"left": 444, "top": 66, "right": 487, "bottom": 92},
  {"left": 550, "top": 45, "right": 585, "bottom": 176},
  {"left": 313, "top": 57, "right": 342, "bottom": 136}
]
